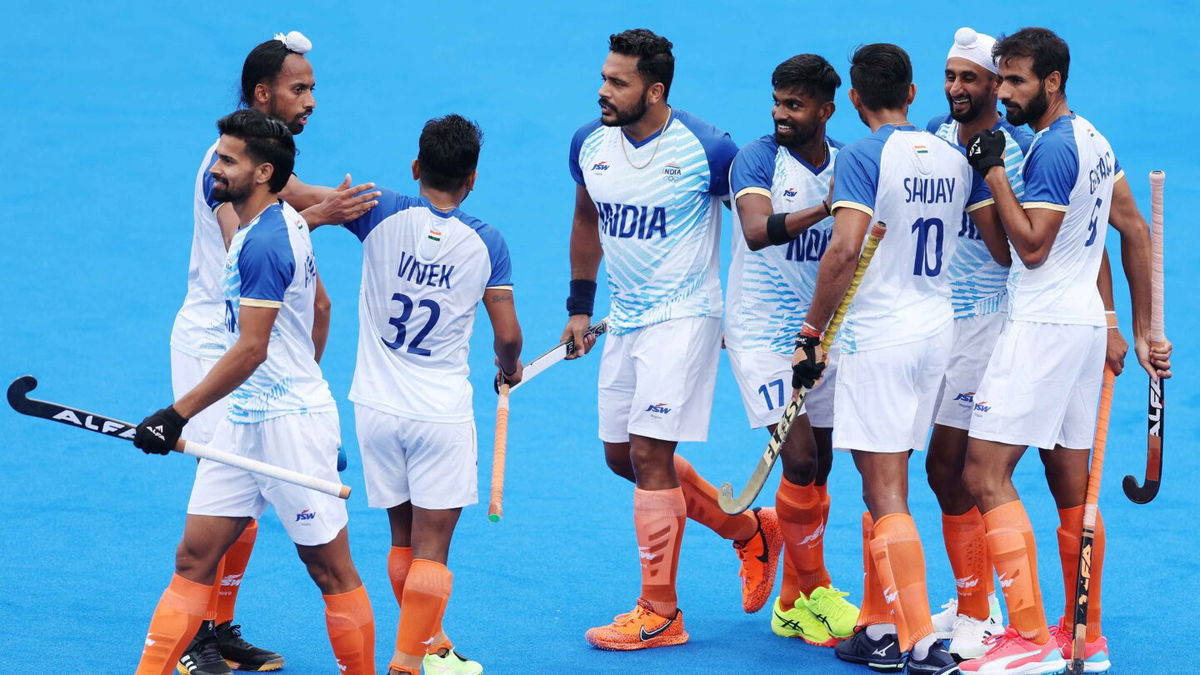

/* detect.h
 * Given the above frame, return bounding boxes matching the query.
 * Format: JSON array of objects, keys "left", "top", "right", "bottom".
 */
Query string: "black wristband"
[
  {"left": 766, "top": 213, "right": 790, "bottom": 245},
  {"left": 566, "top": 279, "right": 597, "bottom": 316}
]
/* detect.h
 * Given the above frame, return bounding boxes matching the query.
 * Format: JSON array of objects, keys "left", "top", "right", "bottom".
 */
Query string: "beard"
[
  {"left": 948, "top": 91, "right": 988, "bottom": 123},
  {"left": 1004, "top": 82, "right": 1049, "bottom": 126},
  {"left": 268, "top": 102, "right": 308, "bottom": 135},
  {"left": 210, "top": 177, "right": 249, "bottom": 204},
  {"left": 774, "top": 118, "right": 819, "bottom": 150},
  {"left": 599, "top": 90, "right": 649, "bottom": 127}
]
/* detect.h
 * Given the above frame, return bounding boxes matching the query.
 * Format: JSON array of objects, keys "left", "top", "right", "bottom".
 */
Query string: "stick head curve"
[{"left": 7, "top": 375, "right": 39, "bottom": 410}]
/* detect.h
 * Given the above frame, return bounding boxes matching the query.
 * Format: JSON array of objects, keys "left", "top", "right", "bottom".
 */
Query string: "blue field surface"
[{"left": 1, "top": 1, "right": 1197, "bottom": 672}]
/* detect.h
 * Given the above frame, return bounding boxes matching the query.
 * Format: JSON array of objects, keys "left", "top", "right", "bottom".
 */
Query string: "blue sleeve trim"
[
  {"left": 1022, "top": 122, "right": 1078, "bottom": 207},
  {"left": 459, "top": 212, "right": 512, "bottom": 288},
  {"left": 201, "top": 149, "right": 221, "bottom": 211},
  {"left": 730, "top": 136, "right": 777, "bottom": 197},
  {"left": 674, "top": 110, "right": 739, "bottom": 198},
  {"left": 238, "top": 207, "right": 295, "bottom": 302},
  {"left": 341, "top": 187, "right": 418, "bottom": 242},
  {"left": 569, "top": 119, "right": 604, "bottom": 186},
  {"left": 832, "top": 133, "right": 887, "bottom": 212},
  {"left": 925, "top": 113, "right": 951, "bottom": 135}
]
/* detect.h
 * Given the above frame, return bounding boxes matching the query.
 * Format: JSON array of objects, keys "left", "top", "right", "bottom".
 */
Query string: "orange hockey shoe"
[
  {"left": 734, "top": 506, "right": 783, "bottom": 613},
  {"left": 584, "top": 600, "right": 689, "bottom": 651}
]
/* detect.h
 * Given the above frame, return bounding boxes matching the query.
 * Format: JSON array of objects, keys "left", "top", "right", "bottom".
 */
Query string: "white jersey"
[
  {"left": 927, "top": 115, "right": 1033, "bottom": 319},
  {"left": 569, "top": 109, "right": 739, "bottom": 335},
  {"left": 341, "top": 190, "right": 513, "bottom": 423},
  {"left": 830, "top": 124, "right": 989, "bottom": 354},
  {"left": 222, "top": 202, "right": 336, "bottom": 423},
  {"left": 171, "top": 140, "right": 228, "bottom": 360},
  {"left": 726, "top": 135, "right": 842, "bottom": 353},
  {"left": 1008, "top": 113, "right": 1121, "bottom": 326}
]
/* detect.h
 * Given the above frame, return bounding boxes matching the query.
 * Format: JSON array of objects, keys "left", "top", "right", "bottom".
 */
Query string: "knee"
[
  {"left": 303, "top": 556, "right": 360, "bottom": 595},
  {"left": 926, "top": 459, "right": 955, "bottom": 497},
  {"left": 604, "top": 452, "right": 635, "bottom": 481},
  {"left": 174, "top": 540, "right": 219, "bottom": 582},
  {"left": 961, "top": 461, "right": 998, "bottom": 503},
  {"left": 782, "top": 454, "right": 816, "bottom": 485}
]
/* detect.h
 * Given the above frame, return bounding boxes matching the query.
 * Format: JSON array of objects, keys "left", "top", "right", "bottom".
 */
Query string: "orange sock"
[
  {"left": 324, "top": 585, "right": 376, "bottom": 675},
  {"left": 858, "top": 512, "right": 890, "bottom": 628},
  {"left": 983, "top": 501, "right": 1049, "bottom": 643},
  {"left": 1057, "top": 505, "right": 1105, "bottom": 640},
  {"left": 942, "top": 508, "right": 992, "bottom": 620},
  {"left": 634, "top": 487, "right": 686, "bottom": 617},
  {"left": 387, "top": 546, "right": 414, "bottom": 605},
  {"left": 776, "top": 477, "right": 831, "bottom": 598},
  {"left": 135, "top": 574, "right": 211, "bottom": 675},
  {"left": 673, "top": 455, "right": 756, "bottom": 542},
  {"left": 817, "top": 483, "right": 830, "bottom": 524},
  {"left": 870, "top": 513, "right": 934, "bottom": 651},
  {"left": 215, "top": 520, "right": 256, "bottom": 625},
  {"left": 392, "top": 560, "right": 452, "bottom": 670}
]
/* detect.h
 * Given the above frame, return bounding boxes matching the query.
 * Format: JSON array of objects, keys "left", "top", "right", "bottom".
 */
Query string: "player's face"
[
  {"left": 944, "top": 57, "right": 997, "bottom": 123},
  {"left": 210, "top": 135, "right": 261, "bottom": 203},
  {"left": 598, "top": 52, "right": 649, "bottom": 127},
  {"left": 771, "top": 87, "right": 827, "bottom": 149},
  {"left": 997, "top": 56, "right": 1048, "bottom": 126},
  {"left": 266, "top": 54, "right": 316, "bottom": 134}
]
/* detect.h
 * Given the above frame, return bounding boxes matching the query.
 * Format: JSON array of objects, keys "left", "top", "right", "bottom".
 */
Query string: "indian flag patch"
[
  {"left": 914, "top": 144, "right": 929, "bottom": 155},
  {"left": 427, "top": 229, "right": 442, "bottom": 242}
]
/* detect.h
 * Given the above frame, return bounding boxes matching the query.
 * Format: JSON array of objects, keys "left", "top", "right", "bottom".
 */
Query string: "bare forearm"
[
  {"left": 985, "top": 167, "right": 1038, "bottom": 260},
  {"left": 744, "top": 205, "right": 829, "bottom": 251},
  {"left": 569, "top": 225, "right": 603, "bottom": 280},
  {"left": 1097, "top": 250, "right": 1116, "bottom": 311},
  {"left": 803, "top": 245, "right": 858, "bottom": 330},
  {"left": 312, "top": 277, "right": 331, "bottom": 363},
  {"left": 1120, "top": 227, "right": 1152, "bottom": 337},
  {"left": 174, "top": 344, "right": 265, "bottom": 418}
]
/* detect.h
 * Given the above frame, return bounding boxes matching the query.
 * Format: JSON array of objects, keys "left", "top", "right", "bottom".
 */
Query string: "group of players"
[{"left": 119, "top": 22, "right": 1172, "bottom": 675}]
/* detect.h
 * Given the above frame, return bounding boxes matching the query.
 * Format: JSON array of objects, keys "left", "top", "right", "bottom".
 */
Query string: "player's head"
[
  {"left": 847, "top": 43, "right": 915, "bottom": 124},
  {"left": 211, "top": 109, "right": 296, "bottom": 202},
  {"left": 770, "top": 54, "right": 840, "bottom": 149},
  {"left": 944, "top": 27, "right": 1000, "bottom": 123},
  {"left": 993, "top": 27, "right": 1069, "bottom": 126},
  {"left": 598, "top": 29, "right": 674, "bottom": 127},
  {"left": 413, "top": 114, "right": 483, "bottom": 197},
  {"left": 240, "top": 31, "right": 316, "bottom": 135}
]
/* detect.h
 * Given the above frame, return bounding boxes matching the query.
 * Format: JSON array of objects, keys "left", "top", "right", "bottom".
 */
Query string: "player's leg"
[
  {"left": 294, "top": 529, "right": 375, "bottom": 675},
  {"left": 388, "top": 506, "right": 461, "bottom": 675}
]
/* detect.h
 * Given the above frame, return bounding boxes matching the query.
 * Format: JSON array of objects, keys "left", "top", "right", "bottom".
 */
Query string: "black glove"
[
  {"left": 966, "top": 129, "right": 1006, "bottom": 175},
  {"left": 133, "top": 405, "right": 188, "bottom": 455},
  {"left": 792, "top": 333, "right": 826, "bottom": 390}
]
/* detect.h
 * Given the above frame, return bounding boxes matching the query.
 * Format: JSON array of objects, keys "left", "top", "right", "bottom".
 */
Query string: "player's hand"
[
  {"left": 1135, "top": 333, "right": 1173, "bottom": 380},
  {"left": 966, "top": 129, "right": 1006, "bottom": 175},
  {"left": 1105, "top": 327, "right": 1128, "bottom": 376},
  {"left": 791, "top": 331, "right": 826, "bottom": 391},
  {"left": 301, "top": 174, "right": 381, "bottom": 227},
  {"left": 560, "top": 314, "right": 595, "bottom": 360},
  {"left": 133, "top": 405, "right": 187, "bottom": 455},
  {"left": 495, "top": 358, "right": 523, "bottom": 392}
]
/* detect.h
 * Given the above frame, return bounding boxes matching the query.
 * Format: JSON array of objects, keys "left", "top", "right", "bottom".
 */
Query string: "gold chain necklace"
[{"left": 620, "top": 109, "right": 671, "bottom": 170}]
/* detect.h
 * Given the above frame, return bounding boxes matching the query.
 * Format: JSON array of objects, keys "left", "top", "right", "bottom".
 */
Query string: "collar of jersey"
[
  {"left": 240, "top": 200, "right": 283, "bottom": 230},
  {"left": 622, "top": 109, "right": 677, "bottom": 149},
  {"left": 417, "top": 195, "right": 462, "bottom": 220},
  {"left": 784, "top": 137, "right": 834, "bottom": 176}
]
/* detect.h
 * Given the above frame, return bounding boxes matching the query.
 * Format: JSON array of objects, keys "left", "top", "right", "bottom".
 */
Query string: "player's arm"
[
  {"left": 561, "top": 183, "right": 603, "bottom": 359},
  {"left": 312, "top": 272, "right": 331, "bottom": 363},
  {"left": 982, "top": 168, "right": 1062, "bottom": 267},
  {"left": 1108, "top": 175, "right": 1172, "bottom": 378},
  {"left": 736, "top": 192, "right": 830, "bottom": 251},
  {"left": 968, "top": 130, "right": 1063, "bottom": 267},
  {"left": 289, "top": 174, "right": 381, "bottom": 230},
  {"left": 967, "top": 202, "right": 1012, "bottom": 267},
  {"left": 175, "top": 305, "right": 276, "bottom": 419},
  {"left": 1097, "top": 250, "right": 1127, "bottom": 375},
  {"left": 802, "top": 206, "right": 871, "bottom": 331},
  {"left": 485, "top": 288, "right": 523, "bottom": 386},
  {"left": 216, "top": 204, "right": 241, "bottom": 249}
]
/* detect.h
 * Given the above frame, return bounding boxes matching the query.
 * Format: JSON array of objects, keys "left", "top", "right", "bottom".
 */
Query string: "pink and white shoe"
[
  {"left": 959, "top": 626, "right": 1065, "bottom": 674},
  {"left": 1050, "top": 620, "right": 1111, "bottom": 673}
]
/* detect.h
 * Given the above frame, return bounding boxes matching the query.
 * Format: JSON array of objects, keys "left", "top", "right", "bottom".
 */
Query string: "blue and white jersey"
[
  {"left": 569, "top": 109, "right": 738, "bottom": 334},
  {"left": 222, "top": 202, "right": 336, "bottom": 423},
  {"left": 341, "top": 189, "right": 512, "bottom": 423},
  {"left": 927, "top": 115, "right": 1033, "bottom": 319},
  {"left": 171, "top": 140, "right": 228, "bottom": 360},
  {"left": 1009, "top": 113, "right": 1121, "bottom": 326},
  {"left": 831, "top": 124, "right": 990, "bottom": 354},
  {"left": 726, "top": 135, "right": 842, "bottom": 353}
]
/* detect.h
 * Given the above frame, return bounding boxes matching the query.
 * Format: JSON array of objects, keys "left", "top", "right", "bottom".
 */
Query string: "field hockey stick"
[
  {"left": 718, "top": 222, "right": 887, "bottom": 514},
  {"left": 1123, "top": 170, "right": 1166, "bottom": 504},
  {"left": 1065, "top": 366, "right": 1115, "bottom": 674},
  {"left": 7, "top": 375, "right": 351, "bottom": 499},
  {"left": 509, "top": 317, "right": 608, "bottom": 392},
  {"left": 488, "top": 383, "right": 511, "bottom": 522}
]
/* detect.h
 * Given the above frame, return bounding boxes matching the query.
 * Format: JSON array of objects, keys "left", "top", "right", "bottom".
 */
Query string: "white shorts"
[
  {"left": 187, "top": 411, "right": 347, "bottom": 547},
  {"left": 354, "top": 404, "right": 478, "bottom": 510},
  {"left": 598, "top": 316, "right": 721, "bottom": 443},
  {"left": 727, "top": 347, "right": 838, "bottom": 429},
  {"left": 969, "top": 321, "right": 1106, "bottom": 450},
  {"left": 932, "top": 312, "right": 1007, "bottom": 430},
  {"left": 833, "top": 325, "right": 952, "bottom": 453},
  {"left": 170, "top": 348, "right": 227, "bottom": 444}
]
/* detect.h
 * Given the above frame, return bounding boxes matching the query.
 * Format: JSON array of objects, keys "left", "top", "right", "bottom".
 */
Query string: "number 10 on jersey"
[{"left": 911, "top": 217, "right": 944, "bottom": 277}]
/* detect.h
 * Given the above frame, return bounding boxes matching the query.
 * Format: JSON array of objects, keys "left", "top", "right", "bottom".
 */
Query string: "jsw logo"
[
  {"left": 295, "top": 509, "right": 315, "bottom": 522},
  {"left": 973, "top": 401, "right": 991, "bottom": 413},
  {"left": 954, "top": 392, "right": 975, "bottom": 403},
  {"left": 645, "top": 402, "right": 672, "bottom": 415}
]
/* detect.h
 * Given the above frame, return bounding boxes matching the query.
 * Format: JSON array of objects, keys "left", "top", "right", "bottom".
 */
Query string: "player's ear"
[
  {"left": 464, "top": 170, "right": 477, "bottom": 193},
  {"left": 819, "top": 100, "right": 836, "bottom": 124},
  {"left": 1045, "top": 71, "right": 1062, "bottom": 96},
  {"left": 411, "top": 159, "right": 421, "bottom": 181},
  {"left": 254, "top": 81, "right": 272, "bottom": 106},
  {"left": 256, "top": 161, "right": 274, "bottom": 187},
  {"left": 646, "top": 81, "right": 665, "bottom": 105},
  {"left": 906, "top": 83, "right": 916, "bottom": 106},
  {"left": 848, "top": 88, "right": 862, "bottom": 111}
]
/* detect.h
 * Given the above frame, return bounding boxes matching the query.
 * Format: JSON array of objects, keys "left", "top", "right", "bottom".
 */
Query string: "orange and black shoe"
[
  {"left": 584, "top": 600, "right": 689, "bottom": 651},
  {"left": 734, "top": 506, "right": 783, "bottom": 613}
]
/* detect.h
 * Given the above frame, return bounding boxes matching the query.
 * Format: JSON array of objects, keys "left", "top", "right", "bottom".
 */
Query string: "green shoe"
[
  {"left": 805, "top": 585, "right": 860, "bottom": 639},
  {"left": 771, "top": 596, "right": 838, "bottom": 647},
  {"left": 422, "top": 648, "right": 483, "bottom": 674}
]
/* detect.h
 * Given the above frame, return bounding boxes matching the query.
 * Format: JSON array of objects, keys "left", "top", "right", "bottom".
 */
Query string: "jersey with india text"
[
  {"left": 927, "top": 115, "right": 1033, "bottom": 318},
  {"left": 171, "top": 140, "right": 228, "bottom": 360},
  {"left": 1009, "top": 113, "right": 1121, "bottom": 326},
  {"left": 341, "top": 190, "right": 512, "bottom": 423},
  {"left": 831, "top": 124, "right": 990, "bottom": 354},
  {"left": 570, "top": 109, "right": 738, "bottom": 334},
  {"left": 726, "top": 135, "right": 842, "bottom": 353},
  {"left": 222, "top": 201, "right": 336, "bottom": 423}
]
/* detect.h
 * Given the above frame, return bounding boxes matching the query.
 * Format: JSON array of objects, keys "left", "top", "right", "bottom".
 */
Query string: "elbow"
[
  {"left": 244, "top": 342, "right": 270, "bottom": 368},
  {"left": 745, "top": 236, "right": 769, "bottom": 252},
  {"left": 1018, "top": 249, "right": 1048, "bottom": 268},
  {"left": 315, "top": 296, "right": 332, "bottom": 316}
]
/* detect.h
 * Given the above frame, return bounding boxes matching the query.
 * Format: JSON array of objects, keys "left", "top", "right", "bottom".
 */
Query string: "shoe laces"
[
  {"left": 811, "top": 587, "right": 855, "bottom": 620},
  {"left": 612, "top": 603, "right": 653, "bottom": 627},
  {"left": 981, "top": 626, "right": 1022, "bottom": 653},
  {"left": 195, "top": 635, "right": 227, "bottom": 665},
  {"left": 938, "top": 598, "right": 959, "bottom": 613},
  {"left": 217, "top": 623, "right": 253, "bottom": 650}
]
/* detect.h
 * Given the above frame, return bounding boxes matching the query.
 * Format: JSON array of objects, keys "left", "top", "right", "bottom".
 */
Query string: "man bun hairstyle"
[
  {"left": 609, "top": 29, "right": 675, "bottom": 99},
  {"left": 216, "top": 108, "right": 296, "bottom": 193},
  {"left": 418, "top": 114, "right": 484, "bottom": 192},
  {"left": 772, "top": 54, "right": 842, "bottom": 103},
  {"left": 849, "top": 43, "right": 912, "bottom": 111},
  {"left": 993, "top": 27, "right": 1070, "bottom": 93}
]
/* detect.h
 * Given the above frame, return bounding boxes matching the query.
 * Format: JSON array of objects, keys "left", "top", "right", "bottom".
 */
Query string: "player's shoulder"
[
  {"left": 571, "top": 118, "right": 606, "bottom": 145},
  {"left": 827, "top": 136, "right": 846, "bottom": 151},
  {"left": 241, "top": 204, "right": 295, "bottom": 260},
  {"left": 672, "top": 109, "right": 731, "bottom": 142},
  {"left": 925, "top": 113, "right": 953, "bottom": 135},
  {"left": 1027, "top": 115, "right": 1080, "bottom": 163},
  {"left": 735, "top": 134, "right": 779, "bottom": 160},
  {"left": 452, "top": 209, "right": 507, "bottom": 250},
  {"left": 840, "top": 126, "right": 892, "bottom": 162},
  {"left": 995, "top": 117, "right": 1034, "bottom": 153}
]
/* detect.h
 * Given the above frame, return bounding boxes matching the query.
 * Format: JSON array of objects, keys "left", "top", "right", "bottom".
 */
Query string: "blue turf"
[{"left": 1, "top": 1, "right": 1197, "bottom": 672}]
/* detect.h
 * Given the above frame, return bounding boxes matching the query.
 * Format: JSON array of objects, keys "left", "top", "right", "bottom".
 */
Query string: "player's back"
[
  {"left": 832, "top": 124, "right": 977, "bottom": 353},
  {"left": 343, "top": 190, "right": 512, "bottom": 422},
  {"left": 172, "top": 141, "right": 228, "bottom": 359}
]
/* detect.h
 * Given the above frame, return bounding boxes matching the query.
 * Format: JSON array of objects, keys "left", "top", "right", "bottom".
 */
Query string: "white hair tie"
[{"left": 273, "top": 30, "right": 312, "bottom": 55}]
